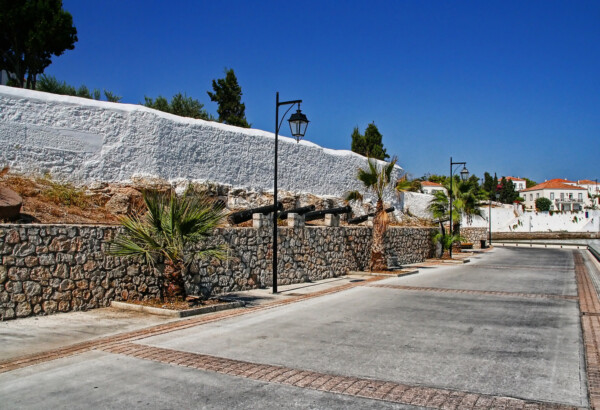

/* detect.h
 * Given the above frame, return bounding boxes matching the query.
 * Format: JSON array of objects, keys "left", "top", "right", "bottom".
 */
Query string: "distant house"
[
  {"left": 421, "top": 181, "right": 447, "bottom": 196},
  {"left": 503, "top": 176, "right": 526, "bottom": 192},
  {"left": 577, "top": 180, "right": 600, "bottom": 207},
  {"left": 521, "top": 180, "right": 589, "bottom": 211}
]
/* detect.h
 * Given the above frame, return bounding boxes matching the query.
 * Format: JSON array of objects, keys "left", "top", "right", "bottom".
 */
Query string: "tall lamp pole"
[
  {"left": 449, "top": 157, "right": 469, "bottom": 258},
  {"left": 273, "top": 92, "right": 309, "bottom": 293}
]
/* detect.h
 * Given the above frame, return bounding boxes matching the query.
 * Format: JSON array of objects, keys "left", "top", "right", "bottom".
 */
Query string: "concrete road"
[{"left": 0, "top": 247, "right": 590, "bottom": 408}]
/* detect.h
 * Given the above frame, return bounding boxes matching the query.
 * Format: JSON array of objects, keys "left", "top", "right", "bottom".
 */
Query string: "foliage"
[
  {"left": 110, "top": 190, "right": 227, "bottom": 299},
  {"left": 427, "top": 179, "right": 483, "bottom": 228},
  {"left": 497, "top": 177, "right": 519, "bottom": 204},
  {"left": 104, "top": 90, "right": 122, "bottom": 102},
  {"left": 207, "top": 68, "right": 249, "bottom": 127},
  {"left": 0, "top": 0, "right": 78, "bottom": 89},
  {"left": 535, "top": 197, "right": 552, "bottom": 212},
  {"left": 432, "top": 231, "right": 464, "bottom": 258},
  {"left": 347, "top": 156, "right": 397, "bottom": 271},
  {"left": 350, "top": 123, "right": 389, "bottom": 160},
  {"left": 36, "top": 74, "right": 121, "bottom": 101},
  {"left": 144, "top": 92, "right": 214, "bottom": 120},
  {"left": 524, "top": 177, "right": 537, "bottom": 188},
  {"left": 37, "top": 174, "right": 88, "bottom": 207}
]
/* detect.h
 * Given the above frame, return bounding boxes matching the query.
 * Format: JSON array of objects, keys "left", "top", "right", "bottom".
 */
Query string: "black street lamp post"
[
  {"left": 449, "top": 157, "right": 469, "bottom": 258},
  {"left": 272, "top": 92, "right": 309, "bottom": 293}
]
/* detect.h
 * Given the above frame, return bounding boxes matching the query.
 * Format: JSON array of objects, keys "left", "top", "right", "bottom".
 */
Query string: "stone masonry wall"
[
  {"left": 460, "top": 227, "right": 488, "bottom": 249},
  {"left": 1, "top": 224, "right": 436, "bottom": 320},
  {"left": 0, "top": 225, "right": 160, "bottom": 321}
]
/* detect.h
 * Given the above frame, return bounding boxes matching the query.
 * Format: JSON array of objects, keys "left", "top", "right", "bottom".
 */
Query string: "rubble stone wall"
[
  {"left": 460, "top": 227, "right": 488, "bottom": 249},
  {"left": 1, "top": 224, "right": 435, "bottom": 320}
]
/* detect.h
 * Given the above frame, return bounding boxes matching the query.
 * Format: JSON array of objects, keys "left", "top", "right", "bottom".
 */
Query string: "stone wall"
[
  {"left": 189, "top": 226, "right": 436, "bottom": 297},
  {"left": 0, "top": 225, "right": 160, "bottom": 321},
  {"left": 1, "top": 224, "right": 435, "bottom": 320},
  {"left": 460, "top": 227, "right": 488, "bottom": 249}
]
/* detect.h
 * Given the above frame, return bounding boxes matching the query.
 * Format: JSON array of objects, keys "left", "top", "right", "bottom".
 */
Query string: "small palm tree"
[
  {"left": 346, "top": 156, "right": 397, "bottom": 271},
  {"left": 110, "top": 190, "right": 227, "bottom": 300},
  {"left": 432, "top": 231, "right": 464, "bottom": 258}
]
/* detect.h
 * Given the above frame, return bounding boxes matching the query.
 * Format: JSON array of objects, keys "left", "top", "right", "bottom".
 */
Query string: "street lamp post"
[
  {"left": 272, "top": 92, "right": 309, "bottom": 293},
  {"left": 449, "top": 157, "right": 469, "bottom": 258}
]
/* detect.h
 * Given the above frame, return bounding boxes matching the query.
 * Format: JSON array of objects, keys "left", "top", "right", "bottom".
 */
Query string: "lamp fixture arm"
[{"left": 277, "top": 102, "right": 299, "bottom": 133}]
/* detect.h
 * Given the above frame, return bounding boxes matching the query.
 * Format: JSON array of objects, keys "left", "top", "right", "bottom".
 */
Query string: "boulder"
[
  {"left": 105, "top": 188, "right": 143, "bottom": 215},
  {"left": 0, "top": 186, "right": 22, "bottom": 220}
]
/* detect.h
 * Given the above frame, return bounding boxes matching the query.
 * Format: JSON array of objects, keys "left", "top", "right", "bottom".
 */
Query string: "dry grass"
[{"left": 1, "top": 173, "right": 118, "bottom": 224}]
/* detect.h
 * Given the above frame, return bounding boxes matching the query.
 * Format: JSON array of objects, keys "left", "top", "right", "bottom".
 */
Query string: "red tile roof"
[
  {"left": 545, "top": 178, "right": 576, "bottom": 184},
  {"left": 521, "top": 181, "right": 586, "bottom": 192},
  {"left": 503, "top": 176, "right": 525, "bottom": 182},
  {"left": 578, "top": 179, "right": 599, "bottom": 185},
  {"left": 421, "top": 181, "right": 444, "bottom": 187}
]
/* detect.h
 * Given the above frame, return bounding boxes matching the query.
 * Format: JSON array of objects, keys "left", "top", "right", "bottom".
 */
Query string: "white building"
[
  {"left": 503, "top": 176, "right": 526, "bottom": 191},
  {"left": 521, "top": 179, "right": 589, "bottom": 211},
  {"left": 420, "top": 181, "right": 447, "bottom": 195},
  {"left": 576, "top": 179, "right": 600, "bottom": 207}
]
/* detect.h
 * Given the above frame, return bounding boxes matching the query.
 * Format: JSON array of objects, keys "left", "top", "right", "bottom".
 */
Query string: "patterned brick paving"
[
  {"left": 575, "top": 251, "right": 600, "bottom": 409},
  {"left": 0, "top": 276, "right": 383, "bottom": 374},
  {"left": 3, "top": 250, "right": 600, "bottom": 409},
  {"left": 367, "top": 283, "right": 579, "bottom": 301},
  {"left": 100, "top": 342, "right": 577, "bottom": 409}
]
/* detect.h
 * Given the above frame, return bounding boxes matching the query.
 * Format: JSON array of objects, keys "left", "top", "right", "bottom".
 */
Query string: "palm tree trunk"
[
  {"left": 163, "top": 259, "right": 187, "bottom": 300},
  {"left": 370, "top": 199, "right": 389, "bottom": 271}
]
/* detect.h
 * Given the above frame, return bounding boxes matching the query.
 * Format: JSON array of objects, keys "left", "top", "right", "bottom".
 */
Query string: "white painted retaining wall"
[
  {"left": 0, "top": 86, "right": 402, "bottom": 206},
  {"left": 469, "top": 208, "right": 600, "bottom": 233}
]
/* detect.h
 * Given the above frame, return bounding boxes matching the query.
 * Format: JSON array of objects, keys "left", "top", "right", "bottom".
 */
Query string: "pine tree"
[
  {"left": 0, "top": 0, "right": 78, "bottom": 89},
  {"left": 350, "top": 122, "right": 389, "bottom": 160},
  {"left": 144, "top": 93, "right": 213, "bottom": 120},
  {"left": 207, "top": 68, "right": 250, "bottom": 128},
  {"left": 498, "top": 178, "right": 518, "bottom": 204},
  {"left": 350, "top": 126, "right": 367, "bottom": 156},
  {"left": 363, "top": 122, "right": 389, "bottom": 160}
]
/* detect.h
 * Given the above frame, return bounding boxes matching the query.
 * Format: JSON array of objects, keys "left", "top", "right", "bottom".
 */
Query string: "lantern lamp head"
[{"left": 288, "top": 105, "right": 309, "bottom": 142}]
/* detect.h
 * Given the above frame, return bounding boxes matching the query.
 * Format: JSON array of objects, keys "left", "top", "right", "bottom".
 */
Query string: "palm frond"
[{"left": 345, "top": 190, "right": 363, "bottom": 202}]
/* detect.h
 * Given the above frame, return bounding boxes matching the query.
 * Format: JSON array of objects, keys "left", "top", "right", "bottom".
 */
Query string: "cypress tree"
[
  {"left": 350, "top": 122, "right": 389, "bottom": 160},
  {"left": 207, "top": 68, "right": 250, "bottom": 128}
]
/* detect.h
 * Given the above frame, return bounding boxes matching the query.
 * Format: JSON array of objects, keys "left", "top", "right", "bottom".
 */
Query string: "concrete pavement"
[{"left": 1, "top": 247, "right": 598, "bottom": 409}]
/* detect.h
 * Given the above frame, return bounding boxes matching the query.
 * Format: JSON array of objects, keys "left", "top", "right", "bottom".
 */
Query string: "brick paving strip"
[
  {"left": 367, "top": 284, "right": 579, "bottom": 301},
  {"left": 99, "top": 342, "right": 578, "bottom": 409},
  {"left": 0, "top": 276, "right": 384, "bottom": 374},
  {"left": 574, "top": 251, "right": 600, "bottom": 409}
]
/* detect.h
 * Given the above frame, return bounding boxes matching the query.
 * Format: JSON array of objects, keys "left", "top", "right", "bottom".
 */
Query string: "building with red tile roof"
[
  {"left": 521, "top": 180, "right": 589, "bottom": 211},
  {"left": 420, "top": 181, "right": 447, "bottom": 195}
]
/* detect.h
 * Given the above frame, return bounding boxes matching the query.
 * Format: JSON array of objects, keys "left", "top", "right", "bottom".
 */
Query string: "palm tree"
[
  {"left": 427, "top": 180, "right": 482, "bottom": 257},
  {"left": 110, "top": 190, "right": 227, "bottom": 300},
  {"left": 346, "top": 156, "right": 397, "bottom": 271}
]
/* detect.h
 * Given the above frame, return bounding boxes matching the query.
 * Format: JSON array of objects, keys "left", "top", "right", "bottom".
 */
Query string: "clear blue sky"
[{"left": 46, "top": 0, "right": 599, "bottom": 183}]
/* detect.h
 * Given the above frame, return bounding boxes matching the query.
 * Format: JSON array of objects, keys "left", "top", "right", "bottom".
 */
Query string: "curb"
[
  {"left": 349, "top": 269, "right": 419, "bottom": 277},
  {"left": 110, "top": 300, "right": 246, "bottom": 318}
]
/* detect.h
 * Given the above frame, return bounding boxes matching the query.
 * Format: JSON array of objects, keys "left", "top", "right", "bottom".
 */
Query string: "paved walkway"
[{"left": 1, "top": 247, "right": 599, "bottom": 409}]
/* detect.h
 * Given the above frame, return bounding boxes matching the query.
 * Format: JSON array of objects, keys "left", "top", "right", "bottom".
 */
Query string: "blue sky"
[{"left": 46, "top": 0, "right": 599, "bottom": 183}]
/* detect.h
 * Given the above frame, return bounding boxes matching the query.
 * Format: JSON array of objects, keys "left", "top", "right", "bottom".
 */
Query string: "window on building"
[
  {"left": 569, "top": 193, "right": 573, "bottom": 199},
  {"left": 536, "top": 193, "right": 539, "bottom": 199},
  {"left": 530, "top": 194, "right": 533, "bottom": 201},
  {"left": 550, "top": 192, "right": 555, "bottom": 200},
  {"left": 560, "top": 193, "right": 564, "bottom": 200},
  {"left": 578, "top": 193, "right": 583, "bottom": 201}
]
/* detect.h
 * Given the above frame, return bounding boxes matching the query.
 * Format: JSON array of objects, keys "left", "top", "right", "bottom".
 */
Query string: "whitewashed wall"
[
  {"left": 470, "top": 208, "right": 600, "bottom": 233},
  {"left": 0, "top": 86, "right": 402, "bottom": 207}
]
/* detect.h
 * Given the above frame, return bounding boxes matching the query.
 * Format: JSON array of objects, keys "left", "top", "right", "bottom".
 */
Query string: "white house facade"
[
  {"left": 521, "top": 179, "right": 589, "bottom": 211},
  {"left": 504, "top": 176, "right": 526, "bottom": 191},
  {"left": 420, "top": 181, "right": 447, "bottom": 195}
]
